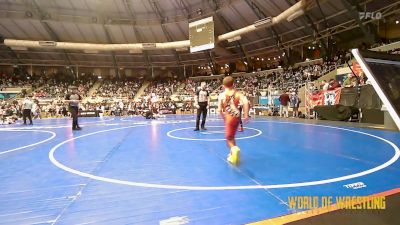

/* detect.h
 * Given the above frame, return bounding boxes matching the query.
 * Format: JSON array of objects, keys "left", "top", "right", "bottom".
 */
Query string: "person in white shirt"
[
  {"left": 194, "top": 82, "right": 210, "bottom": 131},
  {"left": 22, "top": 97, "right": 33, "bottom": 125}
]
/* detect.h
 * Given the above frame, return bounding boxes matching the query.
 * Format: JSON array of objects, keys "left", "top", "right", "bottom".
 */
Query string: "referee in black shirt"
[
  {"left": 194, "top": 82, "right": 210, "bottom": 131},
  {"left": 65, "top": 86, "right": 82, "bottom": 130}
]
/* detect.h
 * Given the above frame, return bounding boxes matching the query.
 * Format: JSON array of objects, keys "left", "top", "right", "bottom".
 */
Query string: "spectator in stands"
[
  {"left": 279, "top": 91, "right": 290, "bottom": 118},
  {"left": 290, "top": 92, "right": 301, "bottom": 118},
  {"left": 343, "top": 73, "right": 358, "bottom": 87},
  {"left": 321, "top": 80, "right": 329, "bottom": 91},
  {"left": 328, "top": 79, "right": 340, "bottom": 91}
]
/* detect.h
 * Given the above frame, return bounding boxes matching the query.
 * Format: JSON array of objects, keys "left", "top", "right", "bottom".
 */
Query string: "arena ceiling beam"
[
  {"left": 101, "top": 25, "right": 120, "bottom": 78},
  {"left": 208, "top": 0, "right": 250, "bottom": 67},
  {"left": 223, "top": 0, "right": 373, "bottom": 51},
  {"left": 175, "top": 0, "right": 191, "bottom": 20},
  {"left": 285, "top": 0, "right": 329, "bottom": 56},
  {"left": 242, "top": 0, "right": 290, "bottom": 63},
  {"left": 1, "top": 1, "right": 396, "bottom": 70},
  {"left": 204, "top": 50, "right": 218, "bottom": 75},
  {"left": 260, "top": 3, "right": 400, "bottom": 53},
  {"left": 315, "top": 0, "right": 330, "bottom": 30},
  {"left": 0, "top": 57, "right": 212, "bottom": 68},
  {"left": 0, "top": 35, "right": 21, "bottom": 65},
  {"left": 4, "top": 0, "right": 314, "bottom": 54},
  {"left": 28, "top": 0, "right": 74, "bottom": 75},
  {"left": 122, "top": 0, "right": 152, "bottom": 73},
  {"left": 340, "top": 0, "right": 379, "bottom": 44},
  {"left": 148, "top": 0, "right": 183, "bottom": 67},
  {"left": 2, "top": 1, "right": 398, "bottom": 69},
  {"left": 0, "top": 0, "right": 243, "bottom": 27}
]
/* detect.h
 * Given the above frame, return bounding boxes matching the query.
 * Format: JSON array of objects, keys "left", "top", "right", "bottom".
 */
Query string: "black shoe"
[
  {"left": 194, "top": 128, "right": 200, "bottom": 131},
  {"left": 201, "top": 127, "right": 207, "bottom": 130}
]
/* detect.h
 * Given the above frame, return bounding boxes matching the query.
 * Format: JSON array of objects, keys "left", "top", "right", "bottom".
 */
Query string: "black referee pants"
[
  {"left": 70, "top": 106, "right": 79, "bottom": 129},
  {"left": 196, "top": 103, "right": 208, "bottom": 129},
  {"left": 23, "top": 109, "right": 32, "bottom": 125}
]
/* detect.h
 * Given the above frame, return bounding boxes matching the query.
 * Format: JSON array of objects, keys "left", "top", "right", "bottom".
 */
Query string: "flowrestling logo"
[{"left": 359, "top": 12, "right": 382, "bottom": 20}]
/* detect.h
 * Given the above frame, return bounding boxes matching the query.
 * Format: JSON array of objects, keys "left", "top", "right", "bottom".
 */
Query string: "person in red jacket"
[
  {"left": 328, "top": 79, "right": 341, "bottom": 90},
  {"left": 279, "top": 91, "right": 290, "bottom": 118},
  {"left": 217, "top": 76, "right": 250, "bottom": 165}
]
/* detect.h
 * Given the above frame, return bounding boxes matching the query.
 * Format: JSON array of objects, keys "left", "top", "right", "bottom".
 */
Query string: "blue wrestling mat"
[{"left": 0, "top": 115, "right": 399, "bottom": 224}]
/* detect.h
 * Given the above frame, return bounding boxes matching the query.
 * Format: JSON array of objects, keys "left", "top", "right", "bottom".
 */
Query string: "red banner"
[
  {"left": 306, "top": 88, "right": 342, "bottom": 110},
  {"left": 352, "top": 62, "right": 363, "bottom": 77}
]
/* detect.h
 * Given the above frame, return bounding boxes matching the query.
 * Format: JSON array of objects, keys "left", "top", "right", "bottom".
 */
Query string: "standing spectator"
[
  {"left": 328, "top": 79, "right": 340, "bottom": 90},
  {"left": 22, "top": 96, "right": 33, "bottom": 125},
  {"left": 343, "top": 73, "right": 358, "bottom": 87},
  {"left": 290, "top": 92, "right": 301, "bottom": 118},
  {"left": 279, "top": 91, "right": 290, "bottom": 118},
  {"left": 65, "top": 87, "right": 82, "bottom": 131},
  {"left": 321, "top": 80, "right": 329, "bottom": 91}
]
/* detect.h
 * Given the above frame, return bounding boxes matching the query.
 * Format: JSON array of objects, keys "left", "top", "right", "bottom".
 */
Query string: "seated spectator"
[{"left": 343, "top": 73, "right": 358, "bottom": 87}]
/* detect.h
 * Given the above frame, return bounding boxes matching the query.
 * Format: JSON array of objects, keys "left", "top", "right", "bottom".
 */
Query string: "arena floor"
[{"left": 0, "top": 115, "right": 399, "bottom": 225}]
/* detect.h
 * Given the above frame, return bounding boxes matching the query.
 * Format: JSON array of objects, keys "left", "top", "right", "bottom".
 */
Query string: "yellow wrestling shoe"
[
  {"left": 229, "top": 146, "right": 240, "bottom": 165},
  {"left": 227, "top": 154, "right": 233, "bottom": 164}
]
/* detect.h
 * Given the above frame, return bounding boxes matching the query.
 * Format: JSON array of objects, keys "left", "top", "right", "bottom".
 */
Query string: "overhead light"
[
  {"left": 129, "top": 49, "right": 142, "bottom": 54},
  {"left": 244, "top": 62, "right": 248, "bottom": 65},
  {"left": 268, "top": 58, "right": 270, "bottom": 60},
  {"left": 176, "top": 47, "right": 188, "bottom": 52},
  {"left": 98, "top": 76, "right": 102, "bottom": 79},
  {"left": 287, "top": 9, "right": 304, "bottom": 22},
  {"left": 227, "top": 36, "right": 241, "bottom": 42},
  {"left": 396, "top": 20, "right": 399, "bottom": 24},
  {"left": 254, "top": 17, "right": 272, "bottom": 28},
  {"left": 39, "top": 41, "right": 56, "bottom": 47},
  {"left": 84, "top": 50, "right": 99, "bottom": 54},
  {"left": 10, "top": 46, "right": 28, "bottom": 51},
  {"left": 261, "top": 58, "right": 264, "bottom": 61},
  {"left": 120, "top": 67, "right": 124, "bottom": 70},
  {"left": 25, "top": 11, "right": 33, "bottom": 18},
  {"left": 256, "top": 58, "right": 259, "bottom": 60},
  {"left": 308, "top": 46, "right": 311, "bottom": 49},
  {"left": 142, "top": 43, "right": 156, "bottom": 49},
  {"left": 221, "top": 67, "right": 224, "bottom": 70}
]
